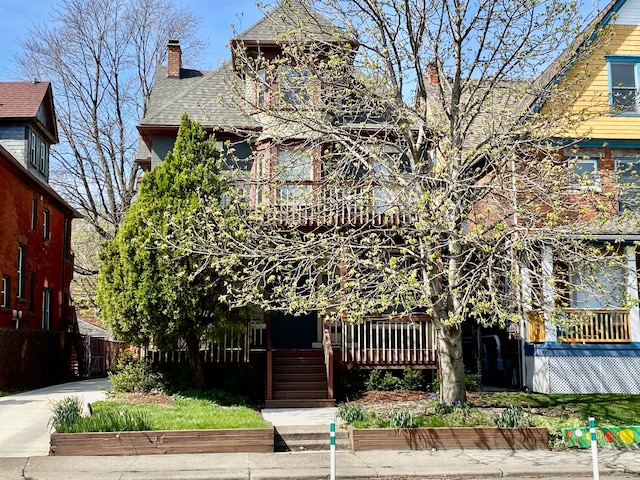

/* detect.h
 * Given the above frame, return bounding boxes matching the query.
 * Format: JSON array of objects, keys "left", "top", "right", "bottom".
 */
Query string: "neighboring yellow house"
[{"left": 522, "top": 0, "right": 640, "bottom": 394}]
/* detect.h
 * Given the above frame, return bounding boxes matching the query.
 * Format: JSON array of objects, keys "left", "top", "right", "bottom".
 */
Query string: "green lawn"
[
  {"left": 473, "top": 392, "right": 640, "bottom": 426},
  {"left": 89, "top": 396, "right": 268, "bottom": 431}
]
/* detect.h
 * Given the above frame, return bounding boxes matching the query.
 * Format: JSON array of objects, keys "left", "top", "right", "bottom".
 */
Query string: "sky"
[{"left": 0, "top": 0, "right": 265, "bottom": 81}]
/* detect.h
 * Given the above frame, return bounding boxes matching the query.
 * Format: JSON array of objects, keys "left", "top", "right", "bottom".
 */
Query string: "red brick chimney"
[
  {"left": 167, "top": 40, "right": 182, "bottom": 79},
  {"left": 426, "top": 60, "right": 439, "bottom": 85}
]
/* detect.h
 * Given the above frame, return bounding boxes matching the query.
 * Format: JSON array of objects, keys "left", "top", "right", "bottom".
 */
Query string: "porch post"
[
  {"left": 265, "top": 312, "right": 273, "bottom": 401},
  {"left": 541, "top": 244, "right": 558, "bottom": 343},
  {"left": 625, "top": 246, "right": 640, "bottom": 343}
]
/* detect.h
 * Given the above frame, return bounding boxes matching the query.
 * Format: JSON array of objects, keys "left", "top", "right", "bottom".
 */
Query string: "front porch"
[{"left": 148, "top": 315, "right": 439, "bottom": 407}]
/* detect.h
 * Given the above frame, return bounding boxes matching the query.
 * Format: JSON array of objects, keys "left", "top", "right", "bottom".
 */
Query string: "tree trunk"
[
  {"left": 185, "top": 332, "right": 206, "bottom": 390},
  {"left": 436, "top": 322, "right": 467, "bottom": 404}
]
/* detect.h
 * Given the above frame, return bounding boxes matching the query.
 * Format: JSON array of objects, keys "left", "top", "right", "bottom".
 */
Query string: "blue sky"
[{"left": 0, "top": 0, "right": 264, "bottom": 81}]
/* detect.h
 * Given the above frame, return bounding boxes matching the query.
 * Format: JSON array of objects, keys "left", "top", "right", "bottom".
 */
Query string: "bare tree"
[
  {"left": 16, "top": 0, "right": 205, "bottom": 304},
  {"left": 175, "top": 0, "right": 636, "bottom": 403}
]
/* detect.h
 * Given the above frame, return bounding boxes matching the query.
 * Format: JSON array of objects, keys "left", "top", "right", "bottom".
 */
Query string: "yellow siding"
[{"left": 552, "top": 25, "right": 640, "bottom": 140}]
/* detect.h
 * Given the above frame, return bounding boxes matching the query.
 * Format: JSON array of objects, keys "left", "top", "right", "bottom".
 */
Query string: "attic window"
[{"left": 607, "top": 56, "right": 640, "bottom": 114}]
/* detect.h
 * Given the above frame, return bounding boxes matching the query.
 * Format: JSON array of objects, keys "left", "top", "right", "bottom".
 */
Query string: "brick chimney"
[
  {"left": 426, "top": 60, "right": 439, "bottom": 85},
  {"left": 167, "top": 40, "right": 182, "bottom": 79}
]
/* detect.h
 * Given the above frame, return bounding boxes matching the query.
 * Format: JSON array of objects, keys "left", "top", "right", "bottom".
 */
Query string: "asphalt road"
[{"left": 0, "top": 378, "right": 109, "bottom": 457}]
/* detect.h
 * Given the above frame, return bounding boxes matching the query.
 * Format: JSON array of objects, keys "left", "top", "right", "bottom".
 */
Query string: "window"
[
  {"left": 30, "top": 131, "right": 37, "bottom": 166},
  {"left": 1, "top": 276, "right": 9, "bottom": 308},
  {"left": 569, "top": 259, "right": 625, "bottom": 309},
  {"left": 63, "top": 219, "right": 70, "bottom": 260},
  {"left": 42, "top": 288, "right": 52, "bottom": 330},
  {"left": 568, "top": 157, "right": 600, "bottom": 190},
  {"left": 277, "top": 149, "right": 313, "bottom": 204},
  {"left": 608, "top": 57, "right": 640, "bottom": 114},
  {"left": 29, "top": 273, "right": 35, "bottom": 313},
  {"left": 280, "top": 69, "right": 311, "bottom": 106},
  {"left": 256, "top": 70, "right": 268, "bottom": 107},
  {"left": 28, "top": 130, "right": 49, "bottom": 175},
  {"left": 31, "top": 197, "right": 38, "bottom": 231},
  {"left": 616, "top": 158, "right": 640, "bottom": 212},
  {"left": 43, "top": 209, "right": 50, "bottom": 241},
  {"left": 17, "top": 244, "right": 25, "bottom": 299}
]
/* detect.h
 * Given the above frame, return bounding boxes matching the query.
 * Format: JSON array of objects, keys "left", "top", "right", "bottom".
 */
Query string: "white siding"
[{"left": 612, "top": 0, "right": 640, "bottom": 25}]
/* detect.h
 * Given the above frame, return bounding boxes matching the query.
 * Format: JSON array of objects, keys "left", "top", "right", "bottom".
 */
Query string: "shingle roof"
[
  {"left": 0, "top": 81, "right": 51, "bottom": 118},
  {"left": 0, "top": 144, "right": 81, "bottom": 218},
  {"left": 233, "top": 0, "right": 340, "bottom": 43},
  {"left": 522, "top": 0, "right": 620, "bottom": 116},
  {"left": 141, "top": 63, "right": 257, "bottom": 129}
]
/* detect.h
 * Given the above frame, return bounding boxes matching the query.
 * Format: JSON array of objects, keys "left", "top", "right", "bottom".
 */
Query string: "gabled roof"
[
  {"left": 140, "top": 63, "right": 257, "bottom": 130},
  {"left": 0, "top": 144, "right": 81, "bottom": 218},
  {"left": 524, "top": 0, "right": 621, "bottom": 116},
  {"left": 232, "top": 0, "right": 340, "bottom": 44},
  {"left": 0, "top": 81, "right": 58, "bottom": 143}
]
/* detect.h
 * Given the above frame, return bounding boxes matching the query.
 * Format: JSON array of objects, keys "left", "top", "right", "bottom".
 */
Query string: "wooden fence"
[{"left": 0, "top": 328, "right": 84, "bottom": 391}]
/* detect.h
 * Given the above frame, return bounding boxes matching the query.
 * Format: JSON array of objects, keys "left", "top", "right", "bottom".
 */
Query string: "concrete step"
[
  {"left": 275, "top": 426, "right": 351, "bottom": 452},
  {"left": 265, "top": 399, "right": 336, "bottom": 408}
]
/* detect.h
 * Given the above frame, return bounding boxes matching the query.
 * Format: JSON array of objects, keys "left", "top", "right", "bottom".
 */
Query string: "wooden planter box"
[
  {"left": 348, "top": 426, "right": 548, "bottom": 451},
  {"left": 50, "top": 426, "right": 274, "bottom": 455}
]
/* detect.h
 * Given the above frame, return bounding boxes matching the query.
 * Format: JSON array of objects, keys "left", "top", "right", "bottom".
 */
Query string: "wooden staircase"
[{"left": 266, "top": 350, "right": 335, "bottom": 408}]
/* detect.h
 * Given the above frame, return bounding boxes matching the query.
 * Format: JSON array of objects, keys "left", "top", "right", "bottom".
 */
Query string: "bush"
[
  {"left": 365, "top": 370, "right": 401, "bottom": 391},
  {"left": 49, "top": 396, "right": 82, "bottom": 432},
  {"left": 493, "top": 406, "right": 533, "bottom": 428},
  {"left": 109, "top": 351, "right": 166, "bottom": 394},
  {"left": 533, "top": 415, "right": 583, "bottom": 449},
  {"left": 400, "top": 368, "right": 425, "bottom": 391},
  {"left": 338, "top": 403, "right": 366, "bottom": 424}
]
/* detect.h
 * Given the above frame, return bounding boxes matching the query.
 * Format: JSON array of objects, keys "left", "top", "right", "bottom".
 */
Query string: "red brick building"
[{"left": 0, "top": 81, "right": 80, "bottom": 331}]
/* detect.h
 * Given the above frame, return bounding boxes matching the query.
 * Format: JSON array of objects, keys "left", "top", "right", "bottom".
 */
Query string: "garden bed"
[
  {"left": 348, "top": 426, "right": 548, "bottom": 451},
  {"left": 50, "top": 425, "right": 274, "bottom": 455}
]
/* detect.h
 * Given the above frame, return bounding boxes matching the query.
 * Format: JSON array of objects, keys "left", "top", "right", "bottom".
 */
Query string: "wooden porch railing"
[
  {"left": 341, "top": 316, "right": 437, "bottom": 368},
  {"left": 240, "top": 181, "right": 416, "bottom": 227},
  {"left": 557, "top": 309, "right": 631, "bottom": 343},
  {"left": 528, "top": 309, "right": 632, "bottom": 343},
  {"left": 322, "top": 321, "right": 334, "bottom": 399}
]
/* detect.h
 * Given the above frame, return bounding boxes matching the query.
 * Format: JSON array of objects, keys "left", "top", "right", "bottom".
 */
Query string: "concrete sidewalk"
[
  {"left": 0, "top": 448, "right": 639, "bottom": 479},
  {"left": 0, "top": 378, "right": 110, "bottom": 457}
]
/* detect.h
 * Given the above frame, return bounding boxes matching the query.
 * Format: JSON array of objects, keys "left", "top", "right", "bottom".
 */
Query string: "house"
[
  {"left": 0, "top": 80, "right": 80, "bottom": 332},
  {"left": 137, "top": 2, "right": 438, "bottom": 406},
  {"left": 519, "top": 0, "right": 640, "bottom": 394}
]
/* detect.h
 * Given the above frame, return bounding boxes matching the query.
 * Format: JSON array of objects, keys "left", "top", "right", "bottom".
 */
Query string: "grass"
[
  {"left": 340, "top": 392, "right": 640, "bottom": 449},
  {"left": 86, "top": 396, "right": 268, "bottom": 431},
  {"left": 473, "top": 392, "right": 640, "bottom": 426}
]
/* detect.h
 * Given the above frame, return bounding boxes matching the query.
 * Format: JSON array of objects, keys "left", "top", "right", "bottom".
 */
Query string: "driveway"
[{"left": 0, "top": 378, "right": 110, "bottom": 457}]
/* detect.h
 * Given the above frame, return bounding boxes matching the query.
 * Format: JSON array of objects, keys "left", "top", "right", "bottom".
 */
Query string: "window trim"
[
  {"left": 42, "top": 288, "right": 52, "bottom": 330},
  {"left": 31, "top": 197, "right": 38, "bottom": 231},
  {"left": 17, "top": 244, "right": 25, "bottom": 299},
  {"left": 615, "top": 157, "right": 640, "bottom": 212},
  {"left": 43, "top": 208, "right": 51, "bottom": 241},
  {"left": 568, "top": 157, "right": 600, "bottom": 191},
  {"left": 1, "top": 276, "right": 9, "bottom": 309},
  {"left": 607, "top": 55, "right": 640, "bottom": 115}
]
